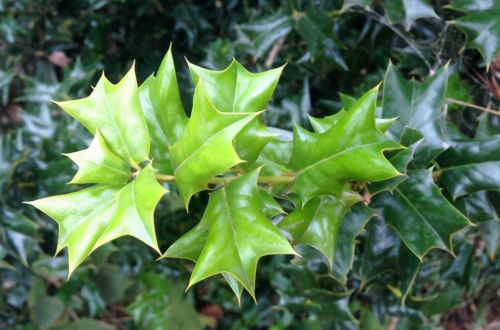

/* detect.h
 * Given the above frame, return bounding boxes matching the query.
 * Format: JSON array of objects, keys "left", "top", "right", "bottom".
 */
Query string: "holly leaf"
[
  {"left": 331, "top": 204, "right": 374, "bottom": 284},
  {"left": 236, "top": 11, "right": 293, "bottom": 61},
  {"left": 279, "top": 191, "right": 362, "bottom": 267},
  {"left": 166, "top": 169, "right": 295, "bottom": 300},
  {"left": 170, "top": 82, "right": 258, "bottom": 206},
  {"left": 383, "top": 0, "right": 439, "bottom": 31},
  {"left": 452, "top": 3, "right": 500, "bottom": 65},
  {"left": 139, "top": 48, "right": 188, "bottom": 174},
  {"left": 382, "top": 63, "right": 449, "bottom": 166},
  {"left": 360, "top": 217, "right": 421, "bottom": 305},
  {"left": 188, "top": 60, "right": 282, "bottom": 163},
  {"left": 28, "top": 164, "right": 165, "bottom": 276},
  {"left": 55, "top": 65, "right": 150, "bottom": 168},
  {"left": 446, "top": 0, "right": 496, "bottom": 12},
  {"left": 289, "top": 85, "right": 401, "bottom": 204},
  {"left": 64, "top": 130, "right": 130, "bottom": 185},
  {"left": 371, "top": 169, "right": 472, "bottom": 259},
  {"left": 294, "top": 9, "right": 347, "bottom": 70},
  {"left": 437, "top": 136, "right": 500, "bottom": 198}
]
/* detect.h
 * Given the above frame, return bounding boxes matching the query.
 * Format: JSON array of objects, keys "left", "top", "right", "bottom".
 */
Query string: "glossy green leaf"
[
  {"left": 279, "top": 191, "right": 361, "bottom": 267},
  {"left": 28, "top": 164, "right": 165, "bottom": 276},
  {"left": 236, "top": 11, "right": 293, "bottom": 60},
  {"left": 294, "top": 9, "right": 347, "bottom": 70},
  {"left": 255, "top": 138, "right": 293, "bottom": 177},
  {"left": 382, "top": 63, "right": 449, "bottom": 166},
  {"left": 331, "top": 204, "right": 374, "bottom": 284},
  {"left": 139, "top": 48, "right": 188, "bottom": 174},
  {"left": 189, "top": 60, "right": 282, "bottom": 163},
  {"left": 360, "top": 217, "right": 421, "bottom": 304},
  {"left": 166, "top": 169, "right": 295, "bottom": 300},
  {"left": 55, "top": 65, "right": 150, "bottom": 168},
  {"left": 170, "top": 82, "right": 258, "bottom": 206},
  {"left": 453, "top": 4, "right": 500, "bottom": 64},
  {"left": 480, "top": 220, "right": 500, "bottom": 259},
  {"left": 371, "top": 169, "right": 472, "bottom": 259},
  {"left": 383, "top": 0, "right": 439, "bottom": 31},
  {"left": 446, "top": 0, "right": 496, "bottom": 12},
  {"left": 437, "top": 136, "right": 500, "bottom": 198},
  {"left": 290, "top": 86, "right": 401, "bottom": 204},
  {"left": 64, "top": 130, "right": 130, "bottom": 185}
]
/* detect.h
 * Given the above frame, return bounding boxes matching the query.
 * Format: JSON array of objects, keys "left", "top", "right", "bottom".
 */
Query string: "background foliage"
[{"left": 1, "top": 0, "right": 500, "bottom": 329}]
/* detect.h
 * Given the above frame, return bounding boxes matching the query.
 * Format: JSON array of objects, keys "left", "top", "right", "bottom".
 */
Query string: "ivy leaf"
[
  {"left": 289, "top": 86, "right": 401, "bottom": 204},
  {"left": 167, "top": 169, "right": 295, "bottom": 300},
  {"left": 371, "top": 169, "right": 472, "bottom": 259},
  {"left": 279, "top": 191, "right": 362, "bottom": 267},
  {"left": 28, "top": 164, "right": 166, "bottom": 276},
  {"left": 139, "top": 48, "right": 188, "bottom": 174},
  {"left": 64, "top": 131, "right": 130, "bottom": 185},
  {"left": 382, "top": 63, "right": 449, "bottom": 166},
  {"left": 170, "top": 82, "right": 258, "bottom": 207},
  {"left": 55, "top": 65, "right": 150, "bottom": 168},
  {"left": 452, "top": 4, "right": 500, "bottom": 65},
  {"left": 188, "top": 60, "right": 282, "bottom": 163},
  {"left": 331, "top": 204, "right": 374, "bottom": 284},
  {"left": 437, "top": 136, "right": 500, "bottom": 198}
]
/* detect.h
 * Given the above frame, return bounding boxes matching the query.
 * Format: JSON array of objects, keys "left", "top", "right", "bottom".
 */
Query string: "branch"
[
  {"left": 154, "top": 173, "right": 295, "bottom": 186},
  {"left": 447, "top": 98, "right": 500, "bottom": 116}
]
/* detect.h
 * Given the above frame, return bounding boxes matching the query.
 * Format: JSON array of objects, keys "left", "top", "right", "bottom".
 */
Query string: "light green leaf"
[
  {"left": 139, "top": 48, "right": 188, "bottom": 174},
  {"left": 453, "top": 4, "right": 500, "bottom": 64},
  {"left": 371, "top": 169, "right": 473, "bottom": 259},
  {"left": 188, "top": 60, "right": 282, "bottom": 163},
  {"left": 382, "top": 63, "right": 449, "bottom": 166},
  {"left": 309, "top": 110, "right": 397, "bottom": 134},
  {"left": 437, "top": 136, "right": 500, "bottom": 198},
  {"left": 170, "top": 82, "right": 258, "bottom": 207},
  {"left": 55, "top": 65, "right": 150, "bottom": 168},
  {"left": 167, "top": 169, "right": 295, "bottom": 300},
  {"left": 64, "top": 130, "right": 130, "bottom": 185},
  {"left": 279, "top": 191, "right": 362, "bottom": 267},
  {"left": 28, "top": 164, "right": 165, "bottom": 276},
  {"left": 290, "top": 86, "right": 401, "bottom": 204}
]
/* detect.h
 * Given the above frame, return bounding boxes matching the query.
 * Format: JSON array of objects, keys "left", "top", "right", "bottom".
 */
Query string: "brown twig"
[
  {"left": 265, "top": 36, "right": 286, "bottom": 68},
  {"left": 447, "top": 98, "right": 500, "bottom": 116}
]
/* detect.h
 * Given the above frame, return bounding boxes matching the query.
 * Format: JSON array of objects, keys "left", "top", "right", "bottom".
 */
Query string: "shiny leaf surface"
[
  {"left": 437, "top": 136, "right": 500, "bottom": 198},
  {"left": 290, "top": 86, "right": 401, "bottom": 204},
  {"left": 64, "top": 131, "right": 130, "bottom": 185},
  {"left": 28, "top": 165, "right": 165, "bottom": 276},
  {"left": 371, "top": 169, "right": 472, "bottom": 259},
  {"left": 170, "top": 82, "right": 258, "bottom": 206},
  {"left": 279, "top": 192, "right": 361, "bottom": 267},
  {"left": 55, "top": 66, "right": 150, "bottom": 168},
  {"left": 139, "top": 48, "right": 188, "bottom": 174},
  {"left": 166, "top": 170, "right": 295, "bottom": 300},
  {"left": 382, "top": 63, "right": 449, "bottom": 166}
]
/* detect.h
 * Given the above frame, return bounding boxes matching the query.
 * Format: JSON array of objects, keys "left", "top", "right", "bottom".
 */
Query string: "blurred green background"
[{"left": 1, "top": 0, "right": 499, "bottom": 329}]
